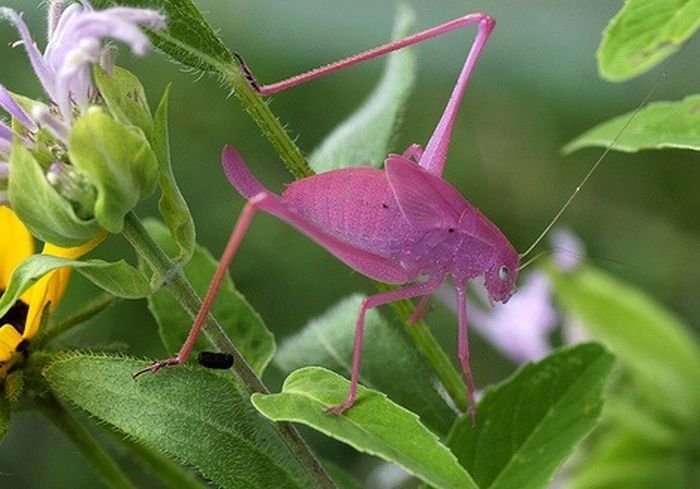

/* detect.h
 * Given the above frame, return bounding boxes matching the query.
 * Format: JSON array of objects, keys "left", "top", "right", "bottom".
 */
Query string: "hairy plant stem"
[
  {"left": 226, "top": 65, "right": 313, "bottom": 179},
  {"left": 35, "top": 393, "right": 136, "bottom": 489},
  {"left": 121, "top": 212, "right": 335, "bottom": 489},
  {"left": 227, "top": 63, "right": 469, "bottom": 413}
]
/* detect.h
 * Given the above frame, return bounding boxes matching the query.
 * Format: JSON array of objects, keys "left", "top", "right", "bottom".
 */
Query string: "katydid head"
[{"left": 483, "top": 241, "right": 519, "bottom": 304}]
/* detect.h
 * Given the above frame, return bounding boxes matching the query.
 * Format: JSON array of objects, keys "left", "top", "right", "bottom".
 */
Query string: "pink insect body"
[{"left": 137, "top": 13, "right": 517, "bottom": 419}]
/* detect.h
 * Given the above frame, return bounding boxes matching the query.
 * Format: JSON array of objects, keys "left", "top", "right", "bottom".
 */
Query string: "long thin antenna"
[
  {"left": 518, "top": 250, "right": 552, "bottom": 271},
  {"left": 519, "top": 78, "right": 663, "bottom": 259}
]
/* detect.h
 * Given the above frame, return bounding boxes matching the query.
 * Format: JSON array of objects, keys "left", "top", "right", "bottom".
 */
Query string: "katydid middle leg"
[{"left": 328, "top": 275, "right": 446, "bottom": 414}]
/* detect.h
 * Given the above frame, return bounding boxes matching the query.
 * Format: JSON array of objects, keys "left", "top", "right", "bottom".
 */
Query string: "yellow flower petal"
[
  {"left": 0, "top": 206, "right": 34, "bottom": 290},
  {"left": 42, "top": 230, "right": 107, "bottom": 260},
  {"left": 0, "top": 323, "right": 23, "bottom": 362},
  {"left": 23, "top": 230, "right": 107, "bottom": 340},
  {"left": 23, "top": 274, "right": 54, "bottom": 340}
]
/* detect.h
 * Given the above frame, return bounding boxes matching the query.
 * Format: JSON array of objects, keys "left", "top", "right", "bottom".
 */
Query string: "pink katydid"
[
  {"left": 134, "top": 12, "right": 643, "bottom": 419},
  {"left": 135, "top": 12, "right": 503, "bottom": 419}
]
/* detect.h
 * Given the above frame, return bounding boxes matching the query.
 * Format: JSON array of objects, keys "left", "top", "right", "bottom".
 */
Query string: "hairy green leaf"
[
  {"left": 276, "top": 294, "right": 454, "bottom": 435},
  {"left": 93, "top": 65, "right": 153, "bottom": 136},
  {"left": 565, "top": 95, "right": 700, "bottom": 154},
  {"left": 143, "top": 220, "right": 274, "bottom": 375},
  {"left": 114, "top": 436, "right": 207, "bottom": 489},
  {"left": 444, "top": 343, "right": 614, "bottom": 489},
  {"left": 91, "top": 0, "right": 233, "bottom": 73},
  {"left": 43, "top": 354, "right": 317, "bottom": 489},
  {"left": 598, "top": 0, "right": 700, "bottom": 81},
  {"left": 549, "top": 265, "right": 700, "bottom": 427},
  {"left": 252, "top": 367, "right": 477, "bottom": 489},
  {"left": 0, "top": 254, "right": 151, "bottom": 320},
  {"left": 69, "top": 109, "right": 159, "bottom": 233},
  {"left": 152, "top": 87, "right": 196, "bottom": 262},
  {"left": 309, "top": 5, "right": 416, "bottom": 170}
]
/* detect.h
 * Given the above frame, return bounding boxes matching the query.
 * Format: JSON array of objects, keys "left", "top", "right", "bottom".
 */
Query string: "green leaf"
[
  {"left": 548, "top": 265, "right": 700, "bottom": 427},
  {"left": 69, "top": 109, "right": 159, "bottom": 233},
  {"left": 568, "top": 429, "right": 693, "bottom": 489},
  {"left": 598, "top": 0, "right": 700, "bottom": 81},
  {"left": 309, "top": 4, "right": 416, "bottom": 171},
  {"left": 0, "top": 395, "right": 9, "bottom": 442},
  {"left": 8, "top": 142, "right": 103, "bottom": 247},
  {"left": 43, "top": 354, "right": 317, "bottom": 489},
  {"left": 91, "top": 0, "right": 233, "bottom": 73},
  {"left": 252, "top": 367, "right": 478, "bottom": 489},
  {"left": 444, "top": 343, "right": 615, "bottom": 489},
  {"left": 152, "top": 86, "right": 195, "bottom": 262},
  {"left": 276, "top": 294, "right": 454, "bottom": 435},
  {"left": 143, "top": 220, "right": 274, "bottom": 375},
  {"left": 93, "top": 65, "right": 153, "bottom": 137},
  {"left": 0, "top": 254, "right": 152, "bottom": 320},
  {"left": 564, "top": 95, "right": 700, "bottom": 154},
  {"left": 603, "top": 397, "right": 681, "bottom": 448}
]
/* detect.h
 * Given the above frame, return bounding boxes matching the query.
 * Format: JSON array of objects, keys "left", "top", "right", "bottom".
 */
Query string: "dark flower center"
[{"left": 0, "top": 290, "right": 29, "bottom": 335}]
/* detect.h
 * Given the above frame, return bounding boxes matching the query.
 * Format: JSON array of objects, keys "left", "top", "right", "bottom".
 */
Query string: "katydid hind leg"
[
  {"left": 419, "top": 16, "right": 495, "bottom": 177},
  {"left": 224, "top": 149, "right": 415, "bottom": 284},
  {"left": 243, "top": 13, "right": 495, "bottom": 176},
  {"left": 327, "top": 276, "right": 446, "bottom": 415},
  {"left": 133, "top": 192, "right": 269, "bottom": 378}
]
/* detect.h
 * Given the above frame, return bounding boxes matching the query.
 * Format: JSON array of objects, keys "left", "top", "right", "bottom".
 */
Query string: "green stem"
[
  {"left": 121, "top": 212, "right": 336, "bottom": 489},
  {"left": 226, "top": 64, "right": 469, "bottom": 413},
  {"left": 35, "top": 393, "right": 136, "bottom": 489},
  {"left": 226, "top": 64, "right": 314, "bottom": 179},
  {"left": 377, "top": 284, "right": 469, "bottom": 412}
]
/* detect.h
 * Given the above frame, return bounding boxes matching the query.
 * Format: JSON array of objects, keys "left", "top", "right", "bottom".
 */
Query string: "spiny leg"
[
  {"left": 419, "top": 16, "right": 495, "bottom": 176},
  {"left": 328, "top": 276, "right": 445, "bottom": 415},
  {"left": 456, "top": 283, "right": 477, "bottom": 424},
  {"left": 237, "top": 13, "right": 495, "bottom": 152},
  {"left": 132, "top": 192, "right": 269, "bottom": 378}
]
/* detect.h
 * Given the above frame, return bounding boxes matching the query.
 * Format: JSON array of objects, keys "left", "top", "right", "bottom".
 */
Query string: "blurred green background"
[{"left": 1, "top": 1, "right": 699, "bottom": 487}]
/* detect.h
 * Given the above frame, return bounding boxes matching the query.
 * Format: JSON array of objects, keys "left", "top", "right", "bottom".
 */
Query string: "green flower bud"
[
  {"left": 45, "top": 161, "right": 98, "bottom": 220},
  {"left": 8, "top": 100, "right": 159, "bottom": 246},
  {"left": 9, "top": 141, "right": 103, "bottom": 247},
  {"left": 68, "top": 107, "right": 159, "bottom": 233},
  {"left": 93, "top": 65, "right": 153, "bottom": 137}
]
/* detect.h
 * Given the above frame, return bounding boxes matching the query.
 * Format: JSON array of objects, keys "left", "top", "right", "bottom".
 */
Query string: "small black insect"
[{"left": 197, "top": 351, "right": 234, "bottom": 370}]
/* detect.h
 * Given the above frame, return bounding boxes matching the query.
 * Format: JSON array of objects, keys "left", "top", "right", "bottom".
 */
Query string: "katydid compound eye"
[{"left": 498, "top": 265, "right": 509, "bottom": 281}]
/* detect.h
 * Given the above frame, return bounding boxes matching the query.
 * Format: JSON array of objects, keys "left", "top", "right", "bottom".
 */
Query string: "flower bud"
[
  {"left": 68, "top": 107, "right": 159, "bottom": 233},
  {"left": 46, "top": 161, "right": 97, "bottom": 220},
  {"left": 9, "top": 142, "right": 103, "bottom": 247}
]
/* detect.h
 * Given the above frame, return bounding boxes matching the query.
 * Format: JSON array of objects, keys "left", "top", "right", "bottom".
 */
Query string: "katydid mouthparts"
[{"left": 134, "top": 11, "right": 653, "bottom": 422}]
